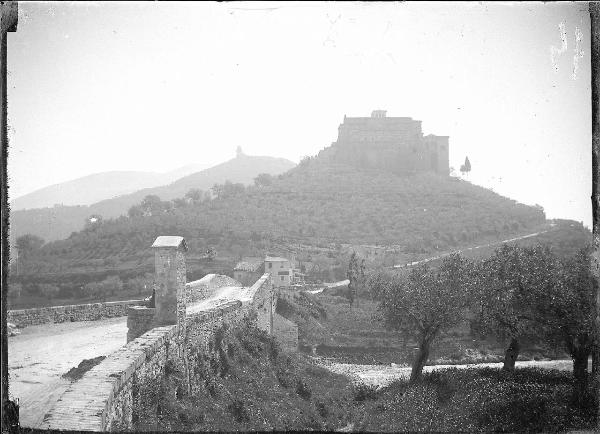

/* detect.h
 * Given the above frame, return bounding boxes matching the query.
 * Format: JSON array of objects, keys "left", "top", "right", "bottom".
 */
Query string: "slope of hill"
[
  {"left": 87, "top": 153, "right": 297, "bottom": 219},
  {"left": 17, "top": 157, "right": 549, "bottom": 277},
  {"left": 9, "top": 154, "right": 296, "bottom": 242},
  {"left": 9, "top": 163, "right": 211, "bottom": 211}
]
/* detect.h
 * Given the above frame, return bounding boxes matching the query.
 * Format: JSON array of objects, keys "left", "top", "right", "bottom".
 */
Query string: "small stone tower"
[{"left": 151, "top": 236, "right": 188, "bottom": 333}]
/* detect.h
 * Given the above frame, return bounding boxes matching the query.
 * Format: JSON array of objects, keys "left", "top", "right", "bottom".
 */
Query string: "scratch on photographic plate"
[
  {"left": 550, "top": 20, "right": 585, "bottom": 80},
  {"left": 572, "top": 25, "right": 584, "bottom": 80},
  {"left": 550, "top": 21, "right": 567, "bottom": 73}
]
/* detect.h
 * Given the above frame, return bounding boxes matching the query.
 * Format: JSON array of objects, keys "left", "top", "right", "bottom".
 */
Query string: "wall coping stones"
[
  {"left": 9, "top": 299, "right": 147, "bottom": 328},
  {"left": 9, "top": 299, "right": 145, "bottom": 315}
]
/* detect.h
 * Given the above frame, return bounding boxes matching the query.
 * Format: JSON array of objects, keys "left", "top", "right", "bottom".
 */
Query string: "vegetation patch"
[
  {"left": 61, "top": 356, "right": 106, "bottom": 381},
  {"left": 354, "top": 367, "right": 597, "bottom": 432},
  {"left": 134, "top": 319, "right": 354, "bottom": 432}
]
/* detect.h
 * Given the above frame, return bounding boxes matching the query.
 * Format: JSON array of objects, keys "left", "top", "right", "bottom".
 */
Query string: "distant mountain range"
[
  {"left": 10, "top": 163, "right": 212, "bottom": 210},
  {"left": 9, "top": 154, "right": 296, "bottom": 242}
]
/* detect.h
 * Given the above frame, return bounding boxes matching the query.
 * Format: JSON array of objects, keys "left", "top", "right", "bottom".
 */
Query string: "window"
[
  {"left": 280, "top": 276, "right": 284, "bottom": 281},
  {"left": 268, "top": 263, "right": 272, "bottom": 269}
]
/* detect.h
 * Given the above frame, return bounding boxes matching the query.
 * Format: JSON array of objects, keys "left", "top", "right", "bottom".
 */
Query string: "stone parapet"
[
  {"left": 41, "top": 325, "right": 176, "bottom": 431},
  {"left": 40, "top": 237, "right": 294, "bottom": 432},
  {"left": 42, "top": 300, "right": 247, "bottom": 431},
  {"left": 126, "top": 306, "right": 156, "bottom": 343},
  {"left": 8, "top": 299, "right": 145, "bottom": 328}
]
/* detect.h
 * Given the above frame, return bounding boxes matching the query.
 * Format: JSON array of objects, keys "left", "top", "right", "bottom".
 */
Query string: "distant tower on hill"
[
  {"left": 323, "top": 110, "right": 450, "bottom": 175},
  {"left": 236, "top": 146, "right": 244, "bottom": 157}
]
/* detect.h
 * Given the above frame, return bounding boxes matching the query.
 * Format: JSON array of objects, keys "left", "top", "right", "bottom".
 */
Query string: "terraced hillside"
[{"left": 14, "top": 155, "right": 548, "bottom": 278}]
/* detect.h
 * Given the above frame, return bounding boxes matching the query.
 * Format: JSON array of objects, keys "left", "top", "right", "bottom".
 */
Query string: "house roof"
[
  {"left": 234, "top": 258, "right": 264, "bottom": 272},
  {"left": 265, "top": 256, "right": 289, "bottom": 262},
  {"left": 151, "top": 236, "right": 188, "bottom": 251}
]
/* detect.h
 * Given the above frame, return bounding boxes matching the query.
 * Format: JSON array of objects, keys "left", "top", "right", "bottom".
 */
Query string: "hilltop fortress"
[{"left": 321, "top": 110, "right": 449, "bottom": 175}]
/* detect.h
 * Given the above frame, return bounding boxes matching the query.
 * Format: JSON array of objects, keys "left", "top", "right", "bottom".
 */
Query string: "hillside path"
[{"left": 393, "top": 230, "right": 549, "bottom": 269}]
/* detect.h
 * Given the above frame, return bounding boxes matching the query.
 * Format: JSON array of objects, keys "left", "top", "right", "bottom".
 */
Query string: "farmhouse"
[{"left": 265, "top": 256, "right": 294, "bottom": 287}]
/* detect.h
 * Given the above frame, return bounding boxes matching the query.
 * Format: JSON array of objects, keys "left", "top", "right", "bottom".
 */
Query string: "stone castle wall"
[
  {"left": 7, "top": 299, "right": 145, "bottom": 328},
  {"left": 327, "top": 112, "right": 449, "bottom": 176}
]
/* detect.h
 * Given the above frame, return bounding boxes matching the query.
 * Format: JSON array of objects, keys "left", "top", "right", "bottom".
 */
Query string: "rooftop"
[
  {"left": 265, "top": 256, "right": 289, "bottom": 262},
  {"left": 151, "top": 236, "right": 188, "bottom": 250}
]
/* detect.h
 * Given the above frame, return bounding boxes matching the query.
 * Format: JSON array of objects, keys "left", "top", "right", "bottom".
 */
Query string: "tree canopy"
[
  {"left": 16, "top": 234, "right": 45, "bottom": 256},
  {"left": 370, "top": 253, "right": 475, "bottom": 382},
  {"left": 471, "top": 244, "right": 557, "bottom": 370}
]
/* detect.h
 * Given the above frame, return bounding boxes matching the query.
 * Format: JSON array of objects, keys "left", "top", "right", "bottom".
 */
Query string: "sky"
[{"left": 7, "top": 2, "right": 592, "bottom": 227}]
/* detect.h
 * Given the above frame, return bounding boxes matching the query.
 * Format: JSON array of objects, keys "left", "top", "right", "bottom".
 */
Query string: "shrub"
[
  {"left": 296, "top": 379, "right": 312, "bottom": 400},
  {"left": 275, "top": 355, "right": 296, "bottom": 388},
  {"left": 352, "top": 384, "right": 379, "bottom": 402},
  {"left": 228, "top": 399, "right": 250, "bottom": 423},
  {"left": 316, "top": 401, "right": 329, "bottom": 418}
]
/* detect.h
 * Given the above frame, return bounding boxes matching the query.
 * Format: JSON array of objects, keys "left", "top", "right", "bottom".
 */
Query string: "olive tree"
[
  {"left": 101, "top": 276, "right": 123, "bottom": 296},
  {"left": 346, "top": 252, "right": 365, "bottom": 307},
  {"left": 370, "top": 253, "right": 474, "bottom": 382},
  {"left": 16, "top": 234, "right": 45, "bottom": 257},
  {"left": 471, "top": 244, "right": 557, "bottom": 372},
  {"left": 39, "top": 283, "right": 60, "bottom": 300},
  {"left": 538, "top": 247, "right": 597, "bottom": 400}
]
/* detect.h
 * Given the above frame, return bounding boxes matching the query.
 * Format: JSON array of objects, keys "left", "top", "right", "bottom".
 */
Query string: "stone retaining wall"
[
  {"left": 41, "top": 274, "right": 274, "bottom": 432},
  {"left": 126, "top": 306, "right": 156, "bottom": 342},
  {"left": 7, "top": 299, "right": 145, "bottom": 328},
  {"left": 42, "top": 301, "right": 244, "bottom": 432},
  {"left": 273, "top": 313, "right": 299, "bottom": 352}
]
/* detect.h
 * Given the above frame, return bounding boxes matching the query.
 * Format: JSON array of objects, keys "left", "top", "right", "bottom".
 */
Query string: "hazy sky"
[{"left": 7, "top": 2, "right": 592, "bottom": 227}]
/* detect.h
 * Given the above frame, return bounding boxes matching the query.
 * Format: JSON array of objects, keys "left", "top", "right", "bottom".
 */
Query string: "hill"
[
  {"left": 15, "top": 156, "right": 550, "bottom": 278},
  {"left": 9, "top": 163, "right": 211, "bottom": 211},
  {"left": 9, "top": 154, "right": 296, "bottom": 242}
]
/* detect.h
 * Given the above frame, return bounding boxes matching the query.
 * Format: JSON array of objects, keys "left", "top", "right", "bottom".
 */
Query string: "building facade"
[
  {"left": 321, "top": 110, "right": 449, "bottom": 175},
  {"left": 265, "top": 256, "right": 294, "bottom": 287}
]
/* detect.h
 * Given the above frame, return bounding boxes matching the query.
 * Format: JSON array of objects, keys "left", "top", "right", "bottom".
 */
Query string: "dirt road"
[
  {"left": 8, "top": 317, "right": 128, "bottom": 428},
  {"left": 322, "top": 359, "right": 589, "bottom": 388},
  {"left": 393, "top": 230, "right": 549, "bottom": 269}
]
